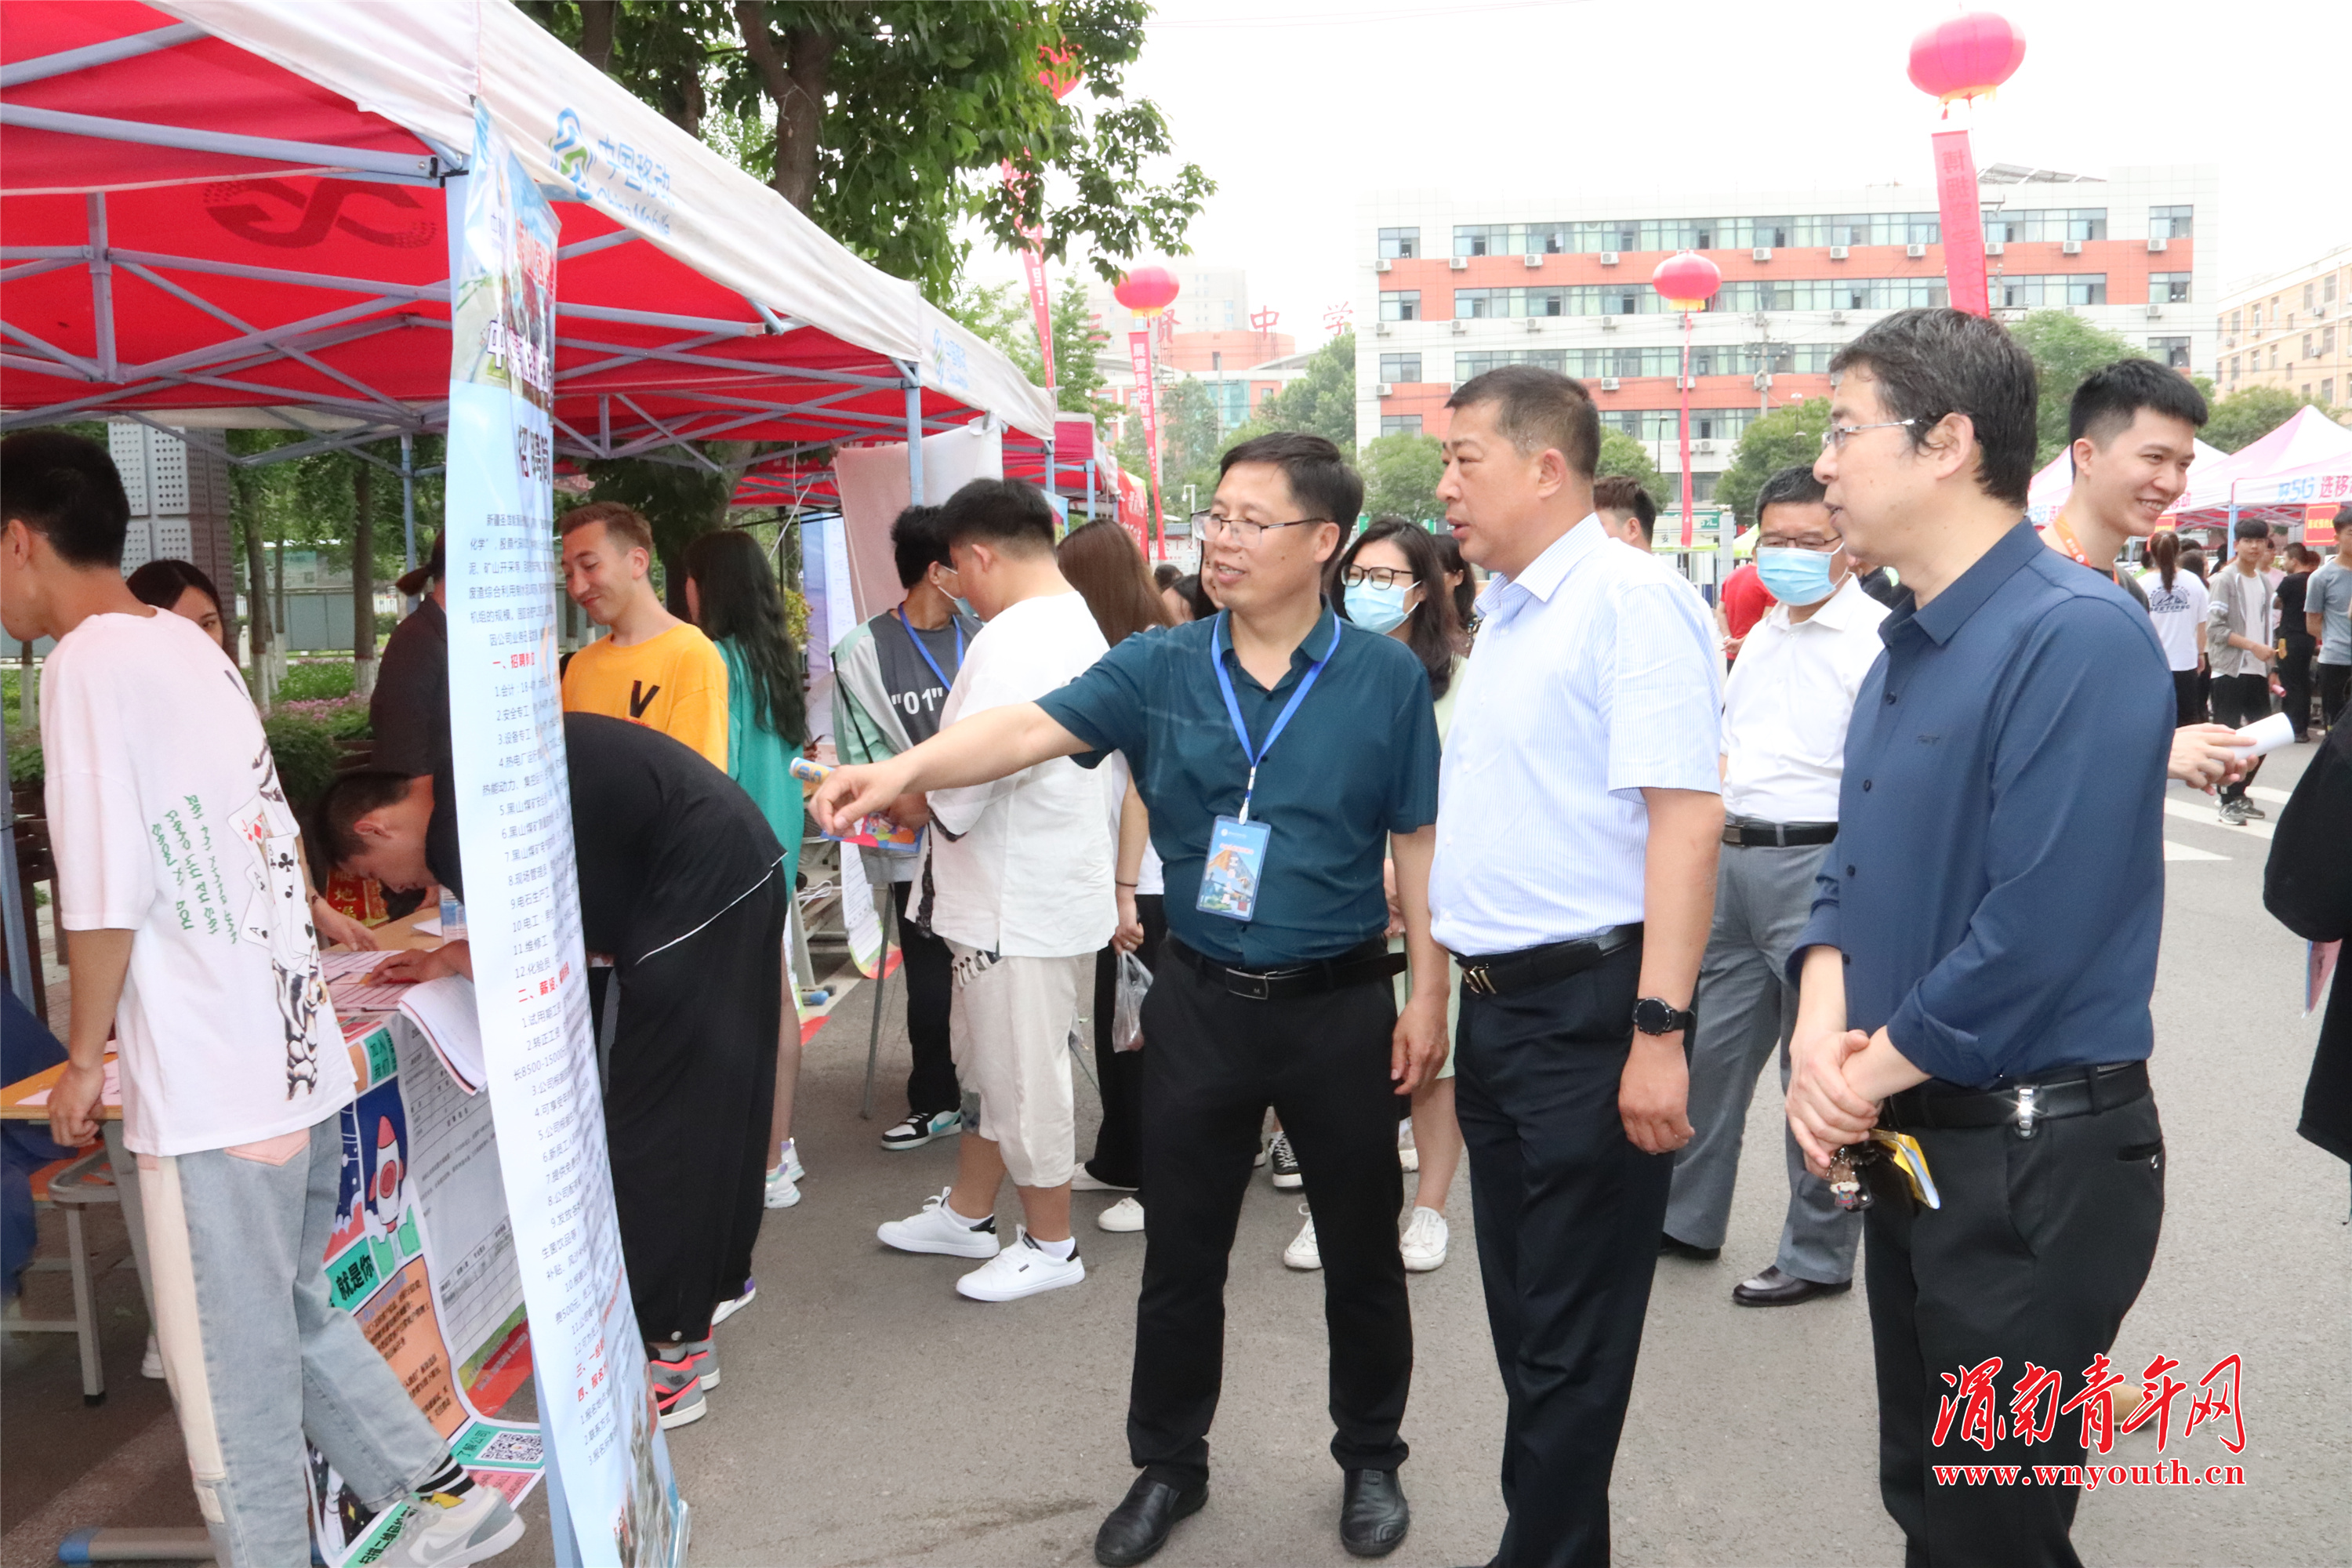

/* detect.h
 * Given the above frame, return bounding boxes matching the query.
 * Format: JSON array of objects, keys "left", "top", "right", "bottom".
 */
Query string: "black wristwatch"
[{"left": 1632, "top": 996, "right": 1697, "bottom": 1037}]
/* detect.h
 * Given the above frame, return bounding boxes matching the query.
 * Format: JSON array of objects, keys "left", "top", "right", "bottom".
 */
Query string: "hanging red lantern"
[
  {"left": 1650, "top": 251, "right": 1722, "bottom": 313},
  {"left": 1907, "top": 13, "right": 2027, "bottom": 114},
  {"left": 1113, "top": 265, "right": 1180, "bottom": 319}
]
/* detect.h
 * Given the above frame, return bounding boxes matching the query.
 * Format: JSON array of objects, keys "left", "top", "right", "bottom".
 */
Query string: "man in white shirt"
[
  {"left": 1428, "top": 367, "right": 1725, "bottom": 1568},
  {"left": 2206, "top": 517, "right": 2279, "bottom": 825},
  {"left": 1664, "top": 466, "right": 1885, "bottom": 1308},
  {"left": 872, "top": 478, "right": 1116, "bottom": 1302},
  {"left": 0, "top": 430, "right": 520, "bottom": 1568}
]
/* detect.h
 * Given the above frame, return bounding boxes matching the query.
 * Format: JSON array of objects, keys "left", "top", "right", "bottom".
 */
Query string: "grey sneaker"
[
  {"left": 2218, "top": 797, "right": 2252, "bottom": 826},
  {"left": 390, "top": 1483, "right": 524, "bottom": 1566},
  {"left": 648, "top": 1349, "right": 706, "bottom": 1429},
  {"left": 682, "top": 1336, "right": 719, "bottom": 1390}
]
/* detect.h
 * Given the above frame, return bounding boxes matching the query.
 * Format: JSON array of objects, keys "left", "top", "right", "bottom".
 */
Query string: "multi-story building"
[
  {"left": 2216, "top": 243, "right": 2352, "bottom": 408},
  {"left": 1090, "top": 264, "right": 1310, "bottom": 445},
  {"left": 1357, "top": 164, "right": 2220, "bottom": 514}
]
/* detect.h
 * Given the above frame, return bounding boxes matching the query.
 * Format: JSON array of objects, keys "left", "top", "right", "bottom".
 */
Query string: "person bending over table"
[{"left": 311, "top": 713, "right": 785, "bottom": 1432}]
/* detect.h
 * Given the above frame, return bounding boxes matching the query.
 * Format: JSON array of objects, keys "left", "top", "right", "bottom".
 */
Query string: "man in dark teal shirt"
[
  {"left": 812, "top": 440, "right": 1446, "bottom": 1566},
  {"left": 1784, "top": 310, "right": 2173, "bottom": 1567}
]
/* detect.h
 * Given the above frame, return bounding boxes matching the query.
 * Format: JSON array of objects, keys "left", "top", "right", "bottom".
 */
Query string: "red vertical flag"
[
  {"left": 1019, "top": 245, "right": 1056, "bottom": 392},
  {"left": 1127, "top": 330, "right": 1166, "bottom": 557},
  {"left": 1933, "top": 129, "right": 1991, "bottom": 317}
]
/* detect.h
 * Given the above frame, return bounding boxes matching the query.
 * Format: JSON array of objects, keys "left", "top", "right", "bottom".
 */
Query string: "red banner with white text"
[
  {"left": 1933, "top": 129, "right": 1990, "bottom": 317},
  {"left": 1020, "top": 245, "right": 1056, "bottom": 392}
]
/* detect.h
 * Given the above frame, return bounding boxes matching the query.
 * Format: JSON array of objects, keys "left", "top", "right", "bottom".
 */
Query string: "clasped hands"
[{"left": 1787, "top": 1023, "right": 1881, "bottom": 1178}]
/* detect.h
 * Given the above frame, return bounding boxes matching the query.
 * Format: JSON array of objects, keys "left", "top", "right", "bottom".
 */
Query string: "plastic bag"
[{"left": 1112, "top": 950, "right": 1152, "bottom": 1053}]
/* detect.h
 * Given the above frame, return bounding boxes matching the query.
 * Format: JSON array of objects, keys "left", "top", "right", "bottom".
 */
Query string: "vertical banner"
[
  {"left": 444, "top": 103, "right": 686, "bottom": 1567},
  {"left": 1933, "top": 128, "right": 1990, "bottom": 317},
  {"left": 1128, "top": 330, "right": 1163, "bottom": 551},
  {"left": 1019, "top": 245, "right": 1057, "bottom": 394}
]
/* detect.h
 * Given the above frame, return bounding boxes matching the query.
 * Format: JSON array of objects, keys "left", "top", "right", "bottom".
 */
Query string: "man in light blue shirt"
[{"left": 2308, "top": 507, "right": 2352, "bottom": 728}]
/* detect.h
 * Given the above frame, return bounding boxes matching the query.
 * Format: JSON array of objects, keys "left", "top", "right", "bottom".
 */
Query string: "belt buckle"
[
  {"left": 1226, "top": 968, "right": 1272, "bottom": 1002},
  {"left": 2013, "top": 1083, "right": 2038, "bottom": 1139}
]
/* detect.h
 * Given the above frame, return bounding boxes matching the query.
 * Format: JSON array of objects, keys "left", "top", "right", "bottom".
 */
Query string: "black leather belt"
[
  {"left": 1882, "top": 1061, "right": 2149, "bottom": 1138},
  {"left": 1163, "top": 935, "right": 1403, "bottom": 1002},
  {"left": 1451, "top": 923, "right": 1641, "bottom": 998},
  {"left": 1722, "top": 818, "right": 1838, "bottom": 848}
]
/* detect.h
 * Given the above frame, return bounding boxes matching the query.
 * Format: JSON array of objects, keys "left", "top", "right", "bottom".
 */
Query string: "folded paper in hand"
[{"left": 398, "top": 975, "right": 485, "bottom": 1094}]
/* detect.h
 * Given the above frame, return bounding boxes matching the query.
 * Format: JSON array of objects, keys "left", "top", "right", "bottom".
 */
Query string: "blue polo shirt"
[
  {"left": 1791, "top": 521, "right": 2174, "bottom": 1089},
  {"left": 1038, "top": 606, "right": 1439, "bottom": 967}
]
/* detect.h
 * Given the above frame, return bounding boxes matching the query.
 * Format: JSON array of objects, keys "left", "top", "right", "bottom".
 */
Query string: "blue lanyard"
[
  {"left": 1209, "top": 610, "right": 1331, "bottom": 823},
  {"left": 896, "top": 608, "right": 964, "bottom": 691}
]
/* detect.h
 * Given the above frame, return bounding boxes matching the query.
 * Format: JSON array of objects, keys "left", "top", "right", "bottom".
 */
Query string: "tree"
[
  {"left": 524, "top": 2, "right": 1214, "bottom": 301},
  {"left": 1595, "top": 430, "right": 1666, "bottom": 506},
  {"left": 1714, "top": 397, "right": 1830, "bottom": 524},
  {"left": 1250, "top": 331, "right": 1356, "bottom": 449},
  {"left": 2009, "top": 310, "right": 2147, "bottom": 465},
  {"left": 575, "top": 454, "right": 739, "bottom": 614},
  {"left": 2202, "top": 386, "right": 2322, "bottom": 453},
  {"left": 944, "top": 274, "right": 1114, "bottom": 419},
  {"left": 1359, "top": 432, "right": 1444, "bottom": 524}
]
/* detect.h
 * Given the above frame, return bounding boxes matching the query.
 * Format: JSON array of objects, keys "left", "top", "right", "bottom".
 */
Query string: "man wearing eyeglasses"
[
  {"left": 1664, "top": 463, "right": 1882, "bottom": 1311},
  {"left": 1785, "top": 310, "right": 2172, "bottom": 1566},
  {"left": 809, "top": 432, "right": 1447, "bottom": 1566}
]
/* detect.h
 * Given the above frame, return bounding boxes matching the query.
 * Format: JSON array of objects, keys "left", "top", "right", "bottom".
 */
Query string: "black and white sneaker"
[
  {"left": 880, "top": 1108, "right": 962, "bottom": 1151},
  {"left": 1269, "top": 1131, "right": 1303, "bottom": 1190}
]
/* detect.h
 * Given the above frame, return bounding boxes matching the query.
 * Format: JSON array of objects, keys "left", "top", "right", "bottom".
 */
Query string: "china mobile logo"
[{"left": 1933, "top": 1352, "right": 2243, "bottom": 1457}]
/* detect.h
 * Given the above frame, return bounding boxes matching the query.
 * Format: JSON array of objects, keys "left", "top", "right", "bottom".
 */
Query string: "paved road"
[{"left": 5, "top": 747, "right": 2342, "bottom": 1567}]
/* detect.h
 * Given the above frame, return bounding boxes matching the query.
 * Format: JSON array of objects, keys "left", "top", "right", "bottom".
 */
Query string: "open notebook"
[{"left": 396, "top": 976, "right": 485, "bottom": 1095}]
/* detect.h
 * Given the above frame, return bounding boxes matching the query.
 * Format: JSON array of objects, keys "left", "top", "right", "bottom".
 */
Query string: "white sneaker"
[
  {"left": 1097, "top": 1196, "right": 1145, "bottom": 1232},
  {"left": 764, "top": 1165, "right": 802, "bottom": 1209},
  {"left": 389, "top": 1482, "right": 525, "bottom": 1566},
  {"left": 1283, "top": 1205, "right": 1321, "bottom": 1271},
  {"left": 880, "top": 1108, "right": 962, "bottom": 1151},
  {"left": 1070, "top": 1167, "right": 1138, "bottom": 1192},
  {"left": 775, "top": 1138, "right": 806, "bottom": 1182},
  {"left": 711, "top": 1277, "right": 756, "bottom": 1326},
  {"left": 1400, "top": 1206, "right": 1450, "bottom": 1272},
  {"left": 955, "top": 1228, "right": 1086, "bottom": 1301},
  {"left": 877, "top": 1189, "right": 1000, "bottom": 1258},
  {"left": 141, "top": 1332, "right": 165, "bottom": 1380},
  {"left": 1398, "top": 1117, "right": 1419, "bottom": 1174}
]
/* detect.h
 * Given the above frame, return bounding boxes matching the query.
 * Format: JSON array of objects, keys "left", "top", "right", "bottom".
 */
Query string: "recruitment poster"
[{"left": 443, "top": 102, "right": 686, "bottom": 1566}]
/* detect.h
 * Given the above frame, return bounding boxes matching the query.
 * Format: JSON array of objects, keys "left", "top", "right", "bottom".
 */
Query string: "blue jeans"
[{"left": 141, "top": 1115, "right": 449, "bottom": 1566}]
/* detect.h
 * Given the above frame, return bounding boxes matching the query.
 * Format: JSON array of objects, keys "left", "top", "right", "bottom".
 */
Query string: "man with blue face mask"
[{"left": 1662, "top": 463, "right": 1888, "bottom": 1306}]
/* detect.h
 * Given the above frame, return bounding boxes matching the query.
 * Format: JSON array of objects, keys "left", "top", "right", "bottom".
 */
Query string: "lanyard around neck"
[
  {"left": 896, "top": 607, "right": 964, "bottom": 690},
  {"left": 1210, "top": 609, "right": 1332, "bottom": 823}
]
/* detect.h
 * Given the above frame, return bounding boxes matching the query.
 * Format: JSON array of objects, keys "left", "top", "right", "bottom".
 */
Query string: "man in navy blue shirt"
[
  {"left": 812, "top": 443, "right": 1446, "bottom": 1566},
  {"left": 1784, "top": 309, "right": 2174, "bottom": 1566}
]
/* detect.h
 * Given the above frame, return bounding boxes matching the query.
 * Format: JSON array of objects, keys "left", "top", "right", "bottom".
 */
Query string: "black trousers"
[
  {"left": 606, "top": 873, "right": 786, "bottom": 1344},
  {"left": 1087, "top": 894, "right": 1166, "bottom": 1191},
  {"left": 2208, "top": 673, "right": 2271, "bottom": 800},
  {"left": 2321, "top": 660, "right": 2351, "bottom": 731},
  {"left": 1129, "top": 944, "right": 1411, "bottom": 1489},
  {"left": 2168, "top": 668, "right": 2204, "bottom": 728},
  {"left": 891, "top": 878, "right": 959, "bottom": 1116},
  {"left": 2278, "top": 643, "right": 2315, "bottom": 737},
  {"left": 1454, "top": 942, "right": 1664, "bottom": 1568},
  {"left": 1868, "top": 1087, "right": 2165, "bottom": 1568}
]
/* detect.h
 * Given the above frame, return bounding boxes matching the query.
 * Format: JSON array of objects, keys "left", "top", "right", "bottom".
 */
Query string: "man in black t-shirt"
[{"left": 2275, "top": 544, "right": 2318, "bottom": 740}]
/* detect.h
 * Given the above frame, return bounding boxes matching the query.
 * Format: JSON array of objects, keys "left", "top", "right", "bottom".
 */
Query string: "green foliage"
[
  {"left": 2009, "top": 310, "right": 2147, "bottom": 465},
  {"left": 1359, "top": 432, "right": 1445, "bottom": 524},
  {"left": 2201, "top": 386, "right": 2324, "bottom": 453},
  {"left": 5, "top": 728, "right": 39, "bottom": 789},
  {"left": 1595, "top": 430, "right": 1667, "bottom": 506},
  {"left": 1715, "top": 397, "right": 1831, "bottom": 524},
  {"left": 944, "top": 272, "right": 1116, "bottom": 418},
  {"left": 260, "top": 713, "right": 341, "bottom": 814},
  {"left": 1250, "top": 332, "right": 1356, "bottom": 449},
  {"left": 275, "top": 662, "right": 357, "bottom": 702},
  {"left": 278, "top": 698, "right": 372, "bottom": 741},
  {"left": 575, "top": 455, "right": 739, "bottom": 607}
]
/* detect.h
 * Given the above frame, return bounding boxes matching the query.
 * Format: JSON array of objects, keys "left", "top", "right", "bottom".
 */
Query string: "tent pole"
[
  {"left": 401, "top": 433, "right": 418, "bottom": 612},
  {"left": 906, "top": 383, "right": 924, "bottom": 505}
]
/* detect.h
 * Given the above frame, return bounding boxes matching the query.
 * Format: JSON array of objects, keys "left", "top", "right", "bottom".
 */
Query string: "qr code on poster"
[{"left": 473, "top": 1430, "right": 543, "bottom": 1468}]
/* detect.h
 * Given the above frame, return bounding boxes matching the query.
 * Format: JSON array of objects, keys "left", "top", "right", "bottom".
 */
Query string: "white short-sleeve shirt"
[{"left": 1720, "top": 575, "right": 1890, "bottom": 823}]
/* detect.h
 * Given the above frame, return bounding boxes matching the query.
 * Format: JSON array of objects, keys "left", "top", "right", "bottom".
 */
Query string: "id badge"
[{"left": 1197, "top": 815, "right": 1271, "bottom": 922}]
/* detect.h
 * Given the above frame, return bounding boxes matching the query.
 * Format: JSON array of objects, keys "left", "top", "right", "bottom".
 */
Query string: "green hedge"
[{"left": 278, "top": 661, "right": 358, "bottom": 702}]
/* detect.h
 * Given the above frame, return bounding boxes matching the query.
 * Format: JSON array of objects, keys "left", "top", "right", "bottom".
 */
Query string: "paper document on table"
[
  {"left": 398, "top": 976, "right": 486, "bottom": 1094},
  {"left": 413, "top": 916, "right": 445, "bottom": 937},
  {"left": 322, "top": 951, "right": 413, "bottom": 1014},
  {"left": 15, "top": 1058, "right": 121, "bottom": 1109}
]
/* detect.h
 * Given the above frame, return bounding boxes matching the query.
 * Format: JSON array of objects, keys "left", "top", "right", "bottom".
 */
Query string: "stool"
[{"left": 9, "top": 1146, "right": 118, "bottom": 1403}]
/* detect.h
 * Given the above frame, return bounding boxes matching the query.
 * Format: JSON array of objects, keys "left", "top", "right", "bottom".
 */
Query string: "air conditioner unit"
[
  {"left": 1695, "top": 439, "right": 1716, "bottom": 454},
  {"left": 1906, "top": 243, "right": 1928, "bottom": 259},
  {"left": 1676, "top": 376, "right": 1695, "bottom": 390},
  {"left": 1599, "top": 316, "right": 1619, "bottom": 331},
  {"left": 1524, "top": 317, "right": 1544, "bottom": 332},
  {"left": 2145, "top": 305, "right": 2163, "bottom": 319},
  {"left": 1984, "top": 241, "right": 2005, "bottom": 256},
  {"left": 1828, "top": 245, "right": 1850, "bottom": 261},
  {"left": 1599, "top": 377, "right": 1621, "bottom": 391},
  {"left": 1376, "top": 258, "right": 1393, "bottom": 274},
  {"left": 2062, "top": 239, "right": 2082, "bottom": 255},
  {"left": 1829, "top": 310, "right": 1847, "bottom": 325},
  {"left": 1448, "top": 256, "right": 1469, "bottom": 270},
  {"left": 2147, "top": 237, "right": 2169, "bottom": 253},
  {"left": 1450, "top": 319, "right": 1468, "bottom": 333},
  {"left": 1752, "top": 247, "right": 1773, "bottom": 263},
  {"left": 1599, "top": 252, "right": 1621, "bottom": 267},
  {"left": 1374, "top": 321, "right": 1392, "bottom": 336},
  {"left": 1523, "top": 252, "right": 1544, "bottom": 269},
  {"left": 1374, "top": 383, "right": 1394, "bottom": 397}
]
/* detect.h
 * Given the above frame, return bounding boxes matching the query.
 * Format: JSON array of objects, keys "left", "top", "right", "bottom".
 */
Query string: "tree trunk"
[
  {"left": 735, "top": 5, "right": 829, "bottom": 211},
  {"left": 352, "top": 459, "right": 377, "bottom": 699},
  {"left": 577, "top": 0, "right": 618, "bottom": 71},
  {"left": 241, "top": 512, "right": 273, "bottom": 706}
]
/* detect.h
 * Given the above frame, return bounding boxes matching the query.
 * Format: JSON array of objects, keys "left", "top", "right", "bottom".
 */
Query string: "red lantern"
[
  {"left": 1113, "top": 265, "right": 1180, "bottom": 319},
  {"left": 1907, "top": 13, "right": 2027, "bottom": 113},
  {"left": 1650, "top": 251, "right": 1722, "bottom": 314}
]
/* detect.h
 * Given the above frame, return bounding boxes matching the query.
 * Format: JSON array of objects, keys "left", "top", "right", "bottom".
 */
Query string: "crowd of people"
[{"left": 2, "top": 299, "right": 2347, "bottom": 1568}]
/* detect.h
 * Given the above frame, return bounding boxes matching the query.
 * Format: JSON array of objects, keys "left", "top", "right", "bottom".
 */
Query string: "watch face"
[{"left": 1633, "top": 998, "right": 1686, "bottom": 1035}]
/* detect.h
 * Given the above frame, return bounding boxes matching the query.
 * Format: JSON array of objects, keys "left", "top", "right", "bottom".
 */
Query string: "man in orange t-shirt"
[{"left": 558, "top": 502, "right": 728, "bottom": 768}]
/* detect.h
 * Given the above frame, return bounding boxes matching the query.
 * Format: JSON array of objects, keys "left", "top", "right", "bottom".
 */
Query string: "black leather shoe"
[
  {"left": 1094, "top": 1474, "right": 1207, "bottom": 1566},
  {"left": 1732, "top": 1265, "right": 1853, "bottom": 1307},
  {"left": 1340, "top": 1468, "right": 1410, "bottom": 1557},
  {"left": 1659, "top": 1232, "right": 1721, "bottom": 1261}
]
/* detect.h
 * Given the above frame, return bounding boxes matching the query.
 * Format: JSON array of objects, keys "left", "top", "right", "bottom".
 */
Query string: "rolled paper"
[{"left": 2230, "top": 711, "right": 2295, "bottom": 760}]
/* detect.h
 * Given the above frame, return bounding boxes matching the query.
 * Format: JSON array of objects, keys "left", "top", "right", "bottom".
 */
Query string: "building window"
[
  {"left": 2305, "top": 333, "right": 2316, "bottom": 359},
  {"left": 1456, "top": 350, "right": 1567, "bottom": 379},
  {"left": 1454, "top": 226, "right": 1493, "bottom": 259},
  {"left": 1456, "top": 287, "right": 1567, "bottom": 319},
  {"left": 2228, "top": 355, "right": 2240, "bottom": 382},
  {"left": 2149, "top": 205, "right": 2194, "bottom": 240},
  {"left": 1998, "top": 274, "right": 2107, "bottom": 308},
  {"left": 1452, "top": 223, "right": 1566, "bottom": 257},
  {"left": 2303, "top": 283, "right": 2316, "bottom": 310},
  {"left": 1715, "top": 277, "right": 1951, "bottom": 313},
  {"left": 2149, "top": 336, "right": 2191, "bottom": 370},
  {"left": 2322, "top": 379, "right": 2334, "bottom": 405},
  {"left": 1982, "top": 207, "right": 2108, "bottom": 243},
  {"left": 1377, "top": 227, "right": 1419, "bottom": 260},
  {"left": 2230, "top": 310, "right": 2242, "bottom": 335},
  {"left": 2149, "top": 272, "right": 2191, "bottom": 303},
  {"left": 1378, "top": 353, "right": 1423, "bottom": 383},
  {"left": 1380, "top": 415, "right": 1423, "bottom": 437},
  {"left": 1379, "top": 290, "right": 1419, "bottom": 322},
  {"left": 2324, "top": 325, "right": 2337, "bottom": 356},
  {"left": 1597, "top": 408, "right": 1754, "bottom": 442},
  {"left": 2327, "top": 274, "right": 2339, "bottom": 305}
]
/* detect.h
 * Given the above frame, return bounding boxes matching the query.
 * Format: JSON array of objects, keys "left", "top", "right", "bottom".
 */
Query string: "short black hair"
[
  {"left": 937, "top": 479, "right": 1058, "bottom": 557},
  {"left": 890, "top": 504, "right": 947, "bottom": 589},
  {"left": 307, "top": 771, "right": 414, "bottom": 883},
  {"left": 1218, "top": 432, "right": 1364, "bottom": 529},
  {"left": 0, "top": 429, "right": 130, "bottom": 568},
  {"left": 2068, "top": 358, "right": 2208, "bottom": 451},
  {"left": 1829, "top": 308, "right": 2038, "bottom": 509},
  {"left": 126, "top": 557, "right": 223, "bottom": 617},
  {"left": 2234, "top": 517, "right": 2270, "bottom": 544},
  {"left": 1592, "top": 474, "right": 1657, "bottom": 543},
  {"left": 2335, "top": 503, "right": 2352, "bottom": 530},
  {"left": 1754, "top": 464, "right": 1829, "bottom": 525},
  {"left": 394, "top": 532, "right": 445, "bottom": 597},
  {"left": 1446, "top": 365, "right": 1600, "bottom": 479}
]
